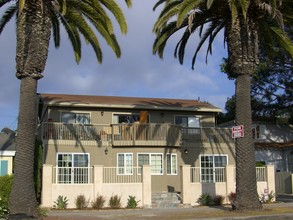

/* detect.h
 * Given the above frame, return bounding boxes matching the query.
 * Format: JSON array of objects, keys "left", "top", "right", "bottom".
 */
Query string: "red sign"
[{"left": 232, "top": 125, "right": 244, "bottom": 138}]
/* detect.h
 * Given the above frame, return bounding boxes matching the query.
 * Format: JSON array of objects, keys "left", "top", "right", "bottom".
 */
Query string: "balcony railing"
[
  {"left": 41, "top": 123, "right": 234, "bottom": 146},
  {"left": 182, "top": 127, "right": 233, "bottom": 143},
  {"left": 41, "top": 122, "right": 182, "bottom": 147},
  {"left": 190, "top": 167, "right": 267, "bottom": 183}
]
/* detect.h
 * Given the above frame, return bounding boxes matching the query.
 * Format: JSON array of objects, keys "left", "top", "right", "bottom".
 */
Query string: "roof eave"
[{"left": 44, "top": 102, "right": 221, "bottom": 113}]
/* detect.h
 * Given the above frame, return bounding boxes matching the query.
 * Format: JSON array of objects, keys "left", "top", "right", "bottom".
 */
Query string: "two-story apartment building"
[{"left": 38, "top": 93, "right": 240, "bottom": 208}]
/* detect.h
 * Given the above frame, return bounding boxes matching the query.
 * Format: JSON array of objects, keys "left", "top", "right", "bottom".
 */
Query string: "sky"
[{"left": 0, "top": 0, "right": 235, "bottom": 130}]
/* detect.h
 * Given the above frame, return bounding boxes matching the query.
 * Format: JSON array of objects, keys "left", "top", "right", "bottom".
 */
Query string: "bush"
[
  {"left": 75, "top": 194, "right": 89, "bottom": 209},
  {"left": 260, "top": 191, "right": 275, "bottom": 204},
  {"left": 0, "top": 197, "right": 9, "bottom": 219},
  {"left": 53, "top": 195, "right": 69, "bottom": 209},
  {"left": 0, "top": 175, "right": 13, "bottom": 218},
  {"left": 197, "top": 193, "right": 213, "bottom": 206},
  {"left": 92, "top": 194, "right": 106, "bottom": 209},
  {"left": 37, "top": 207, "right": 48, "bottom": 217},
  {"left": 213, "top": 195, "right": 225, "bottom": 206},
  {"left": 228, "top": 192, "right": 237, "bottom": 209},
  {"left": 0, "top": 175, "right": 13, "bottom": 206},
  {"left": 109, "top": 195, "right": 122, "bottom": 209},
  {"left": 126, "top": 196, "right": 140, "bottom": 209}
]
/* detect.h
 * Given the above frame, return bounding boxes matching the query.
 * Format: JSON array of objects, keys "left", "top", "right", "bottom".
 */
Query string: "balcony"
[
  {"left": 41, "top": 122, "right": 182, "bottom": 147},
  {"left": 41, "top": 123, "right": 233, "bottom": 147}
]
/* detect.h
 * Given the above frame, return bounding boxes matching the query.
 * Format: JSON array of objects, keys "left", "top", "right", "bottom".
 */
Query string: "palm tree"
[
  {"left": 0, "top": 0, "right": 131, "bottom": 217},
  {"left": 153, "top": 0, "right": 293, "bottom": 210}
]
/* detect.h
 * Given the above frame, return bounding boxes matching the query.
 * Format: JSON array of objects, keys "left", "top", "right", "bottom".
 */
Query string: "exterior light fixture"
[
  {"left": 104, "top": 148, "right": 108, "bottom": 155},
  {"left": 101, "top": 111, "right": 104, "bottom": 116},
  {"left": 184, "top": 149, "right": 188, "bottom": 154}
]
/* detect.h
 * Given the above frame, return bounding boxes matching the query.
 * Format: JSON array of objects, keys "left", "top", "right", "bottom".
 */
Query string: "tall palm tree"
[
  {"left": 0, "top": 0, "right": 131, "bottom": 217},
  {"left": 153, "top": 0, "right": 293, "bottom": 210}
]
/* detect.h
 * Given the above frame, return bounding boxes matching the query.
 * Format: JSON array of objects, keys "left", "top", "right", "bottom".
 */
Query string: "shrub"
[
  {"left": 197, "top": 193, "right": 213, "bottom": 206},
  {"left": 75, "top": 194, "right": 89, "bottom": 209},
  {"left": 109, "top": 195, "right": 122, "bottom": 209},
  {"left": 0, "top": 175, "right": 13, "bottom": 219},
  {"left": 126, "top": 196, "right": 140, "bottom": 209},
  {"left": 260, "top": 191, "right": 275, "bottom": 204},
  {"left": 37, "top": 207, "right": 48, "bottom": 217},
  {"left": 228, "top": 192, "right": 237, "bottom": 209},
  {"left": 92, "top": 194, "right": 106, "bottom": 209},
  {"left": 0, "top": 175, "right": 13, "bottom": 206},
  {"left": 0, "top": 197, "right": 9, "bottom": 220},
  {"left": 213, "top": 195, "right": 225, "bottom": 206},
  {"left": 53, "top": 195, "right": 69, "bottom": 209}
]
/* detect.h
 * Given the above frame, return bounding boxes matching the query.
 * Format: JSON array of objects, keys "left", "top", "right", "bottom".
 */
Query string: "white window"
[
  {"left": 117, "top": 153, "right": 133, "bottom": 175},
  {"left": 166, "top": 154, "right": 177, "bottom": 175},
  {"left": 56, "top": 153, "right": 89, "bottom": 184},
  {"left": 137, "top": 153, "right": 163, "bottom": 175},
  {"left": 113, "top": 113, "right": 149, "bottom": 124},
  {"left": 175, "top": 116, "right": 200, "bottom": 134},
  {"left": 61, "top": 112, "right": 90, "bottom": 124},
  {"left": 200, "top": 155, "right": 227, "bottom": 183},
  {"left": 0, "top": 160, "right": 8, "bottom": 176}
]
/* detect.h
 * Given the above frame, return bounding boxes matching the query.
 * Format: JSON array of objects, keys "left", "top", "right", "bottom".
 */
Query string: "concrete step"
[{"left": 152, "top": 192, "right": 182, "bottom": 208}]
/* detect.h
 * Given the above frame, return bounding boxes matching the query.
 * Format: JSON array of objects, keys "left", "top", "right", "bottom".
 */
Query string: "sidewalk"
[{"left": 44, "top": 202, "right": 293, "bottom": 220}]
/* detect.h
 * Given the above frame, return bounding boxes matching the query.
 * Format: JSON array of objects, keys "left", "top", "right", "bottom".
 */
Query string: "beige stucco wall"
[
  {"left": 43, "top": 141, "right": 235, "bottom": 193},
  {"left": 45, "top": 107, "right": 217, "bottom": 126}
]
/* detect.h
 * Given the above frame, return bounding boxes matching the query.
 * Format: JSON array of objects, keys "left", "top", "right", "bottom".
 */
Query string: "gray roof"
[
  {"left": 39, "top": 93, "right": 221, "bottom": 113},
  {"left": 0, "top": 132, "right": 16, "bottom": 153}
]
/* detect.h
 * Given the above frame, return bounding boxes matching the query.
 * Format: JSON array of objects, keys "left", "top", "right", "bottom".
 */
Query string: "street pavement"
[{"left": 44, "top": 195, "right": 293, "bottom": 220}]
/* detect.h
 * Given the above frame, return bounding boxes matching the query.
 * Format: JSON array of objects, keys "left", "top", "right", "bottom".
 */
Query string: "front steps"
[{"left": 152, "top": 192, "right": 182, "bottom": 208}]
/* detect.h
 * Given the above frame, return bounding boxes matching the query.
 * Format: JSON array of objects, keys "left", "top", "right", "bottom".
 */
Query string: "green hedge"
[{"left": 0, "top": 175, "right": 13, "bottom": 205}]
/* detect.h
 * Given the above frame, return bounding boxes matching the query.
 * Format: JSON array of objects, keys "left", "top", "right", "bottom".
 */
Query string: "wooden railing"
[
  {"left": 41, "top": 122, "right": 182, "bottom": 147},
  {"left": 182, "top": 127, "right": 233, "bottom": 143},
  {"left": 41, "top": 123, "right": 234, "bottom": 146}
]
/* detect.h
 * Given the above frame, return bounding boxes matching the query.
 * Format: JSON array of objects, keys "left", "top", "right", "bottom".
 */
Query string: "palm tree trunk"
[
  {"left": 9, "top": 77, "right": 39, "bottom": 218},
  {"left": 9, "top": 0, "right": 51, "bottom": 218},
  {"left": 227, "top": 14, "right": 262, "bottom": 210},
  {"left": 234, "top": 73, "right": 261, "bottom": 210}
]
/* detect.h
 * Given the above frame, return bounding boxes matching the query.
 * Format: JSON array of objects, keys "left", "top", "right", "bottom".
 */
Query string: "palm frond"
[
  {"left": 177, "top": 0, "right": 204, "bottom": 27},
  {"left": 0, "top": 4, "right": 17, "bottom": 34},
  {"left": 153, "top": 21, "right": 179, "bottom": 58},
  {"left": 153, "top": 0, "right": 181, "bottom": 33},
  {"left": 59, "top": 13, "right": 82, "bottom": 63},
  {"left": 124, "top": 0, "right": 132, "bottom": 8},
  {"left": 99, "top": 0, "right": 128, "bottom": 34},
  {"left": 68, "top": 9, "right": 103, "bottom": 62},
  {"left": 0, "top": 0, "right": 13, "bottom": 8},
  {"left": 270, "top": 26, "right": 293, "bottom": 58},
  {"left": 153, "top": 0, "right": 169, "bottom": 11}
]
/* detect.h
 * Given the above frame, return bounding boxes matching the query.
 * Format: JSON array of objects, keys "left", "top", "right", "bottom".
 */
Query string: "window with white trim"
[
  {"left": 117, "top": 153, "right": 133, "bottom": 175},
  {"left": 200, "top": 155, "right": 227, "bottom": 183},
  {"left": 57, "top": 153, "right": 89, "bottom": 184},
  {"left": 61, "top": 112, "right": 90, "bottom": 124},
  {"left": 0, "top": 160, "right": 8, "bottom": 176},
  {"left": 175, "top": 116, "right": 200, "bottom": 134},
  {"left": 137, "top": 153, "right": 163, "bottom": 175},
  {"left": 166, "top": 154, "right": 177, "bottom": 175},
  {"left": 113, "top": 113, "right": 149, "bottom": 124}
]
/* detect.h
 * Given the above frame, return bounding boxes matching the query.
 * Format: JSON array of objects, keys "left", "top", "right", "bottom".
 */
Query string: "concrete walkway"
[{"left": 44, "top": 202, "right": 293, "bottom": 220}]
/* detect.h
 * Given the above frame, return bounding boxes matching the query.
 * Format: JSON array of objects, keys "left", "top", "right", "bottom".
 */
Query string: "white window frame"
[
  {"left": 166, "top": 153, "right": 177, "bottom": 175},
  {"left": 56, "top": 153, "right": 90, "bottom": 184},
  {"left": 200, "top": 154, "right": 228, "bottom": 183},
  {"left": 174, "top": 115, "right": 200, "bottom": 127},
  {"left": 137, "top": 153, "right": 163, "bottom": 175},
  {"left": 117, "top": 153, "right": 133, "bottom": 175},
  {"left": 60, "top": 111, "right": 91, "bottom": 124}
]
